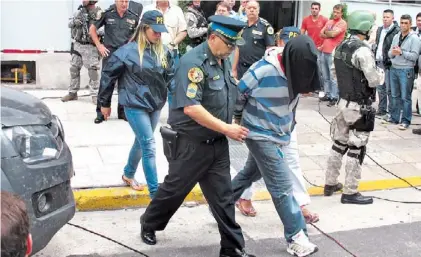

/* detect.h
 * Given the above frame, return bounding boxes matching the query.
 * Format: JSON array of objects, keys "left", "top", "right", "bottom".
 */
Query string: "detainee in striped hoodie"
[{"left": 231, "top": 35, "right": 321, "bottom": 257}]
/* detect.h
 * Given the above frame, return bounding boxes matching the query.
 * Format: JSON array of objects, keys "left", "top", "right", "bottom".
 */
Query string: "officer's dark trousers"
[
  {"left": 142, "top": 136, "right": 245, "bottom": 250},
  {"left": 96, "top": 48, "right": 124, "bottom": 118}
]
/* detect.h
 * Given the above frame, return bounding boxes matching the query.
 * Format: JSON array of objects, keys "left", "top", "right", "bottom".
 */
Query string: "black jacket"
[
  {"left": 374, "top": 24, "right": 400, "bottom": 69},
  {"left": 98, "top": 42, "right": 174, "bottom": 111}
]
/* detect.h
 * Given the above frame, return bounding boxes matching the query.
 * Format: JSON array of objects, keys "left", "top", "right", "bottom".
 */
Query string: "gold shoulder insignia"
[{"left": 186, "top": 83, "right": 198, "bottom": 98}]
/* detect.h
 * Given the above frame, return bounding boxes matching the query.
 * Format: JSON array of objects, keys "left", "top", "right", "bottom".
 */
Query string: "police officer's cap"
[
  {"left": 208, "top": 15, "right": 246, "bottom": 46},
  {"left": 141, "top": 10, "right": 168, "bottom": 33},
  {"left": 278, "top": 27, "right": 301, "bottom": 43}
]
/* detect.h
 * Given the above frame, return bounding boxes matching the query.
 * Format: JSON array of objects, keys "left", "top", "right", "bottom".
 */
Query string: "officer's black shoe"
[
  {"left": 94, "top": 114, "right": 105, "bottom": 124},
  {"left": 341, "top": 192, "right": 373, "bottom": 205},
  {"left": 323, "top": 183, "right": 343, "bottom": 196},
  {"left": 327, "top": 98, "right": 338, "bottom": 107},
  {"left": 319, "top": 95, "right": 330, "bottom": 102},
  {"left": 220, "top": 248, "right": 255, "bottom": 257},
  {"left": 413, "top": 128, "right": 421, "bottom": 135},
  {"left": 140, "top": 215, "right": 156, "bottom": 245}
]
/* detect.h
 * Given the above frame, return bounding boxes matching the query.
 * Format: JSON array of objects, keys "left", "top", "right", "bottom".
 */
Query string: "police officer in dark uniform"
[
  {"left": 232, "top": 0, "right": 275, "bottom": 79},
  {"left": 89, "top": 0, "right": 141, "bottom": 123},
  {"left": 185, "top": 0, "right": 208, "bottom": 50},
  {"left": 140, "top": 15, "right": 255, "bottom": 257}
]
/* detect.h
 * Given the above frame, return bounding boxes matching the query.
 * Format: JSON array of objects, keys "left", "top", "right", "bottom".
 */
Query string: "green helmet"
[{"left": 347, "top": 10, "right": 375, "bottom": 33}]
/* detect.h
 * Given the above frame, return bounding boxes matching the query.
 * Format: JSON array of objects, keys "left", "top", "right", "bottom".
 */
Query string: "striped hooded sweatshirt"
[{"left": 234, "top": 47, "right": 299, "bottom": 146}]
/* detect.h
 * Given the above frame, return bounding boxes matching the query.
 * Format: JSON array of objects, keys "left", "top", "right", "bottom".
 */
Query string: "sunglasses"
[{"left": 216, "top": 34, "right": 235, "bottom": 49}]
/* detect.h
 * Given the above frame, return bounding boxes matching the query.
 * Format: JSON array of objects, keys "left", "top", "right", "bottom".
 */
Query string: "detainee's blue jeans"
[{"left": 231, "top": 139, "right": 307, "bottom": 242}]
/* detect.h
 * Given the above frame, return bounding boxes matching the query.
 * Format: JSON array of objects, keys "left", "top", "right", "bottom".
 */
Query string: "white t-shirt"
[{"left": 142, "top": 4, "right": 187, "bottom": 49}]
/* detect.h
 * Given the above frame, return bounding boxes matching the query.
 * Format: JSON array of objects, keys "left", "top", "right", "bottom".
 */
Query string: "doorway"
[{"left": 200, "top": 1, "right": 298, "bottom": 31}]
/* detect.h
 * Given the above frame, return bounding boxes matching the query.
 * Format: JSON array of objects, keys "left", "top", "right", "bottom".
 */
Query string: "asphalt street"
[{"left": 36, "top": 188, "right": 421, "bottom": 257}]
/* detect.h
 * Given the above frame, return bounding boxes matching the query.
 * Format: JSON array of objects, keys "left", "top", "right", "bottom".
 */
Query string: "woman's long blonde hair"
[{"left": 133, "top": 24, "right": 168, "bottom": 69}]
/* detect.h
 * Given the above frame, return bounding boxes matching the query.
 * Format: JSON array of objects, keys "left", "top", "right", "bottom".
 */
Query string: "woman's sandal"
[
  {"left": 301, "top": 207, "right": 319, "bottom": 224},
  {"left": 235, "top": 199, "right": 257, "bottom": 217},
  {"left": 122, "top": 175, "right": 144, "bottom": 191}
]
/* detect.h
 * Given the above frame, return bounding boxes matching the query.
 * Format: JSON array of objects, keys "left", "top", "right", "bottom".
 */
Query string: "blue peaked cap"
[{"left": 208, "top": 15, "right": 246, "bottom": 46}]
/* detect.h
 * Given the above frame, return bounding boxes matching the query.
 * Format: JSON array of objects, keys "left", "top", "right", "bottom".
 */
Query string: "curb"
[{"left": 73, "top": 176, "right": 421, "bottom": 211}]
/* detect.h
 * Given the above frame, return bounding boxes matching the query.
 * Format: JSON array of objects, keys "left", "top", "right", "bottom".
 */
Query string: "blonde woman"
[{"left": 98, "top": 10, "right": 174, "bottom": 198}]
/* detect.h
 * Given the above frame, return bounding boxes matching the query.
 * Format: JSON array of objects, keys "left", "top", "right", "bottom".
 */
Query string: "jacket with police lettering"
[{"left": 98, "top": 42, "right": 174, "bottom": 111}]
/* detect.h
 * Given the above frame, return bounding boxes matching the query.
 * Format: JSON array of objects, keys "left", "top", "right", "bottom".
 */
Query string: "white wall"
[
  {"left": 342, "top": 0, "right": 421, "bottom": 27},
  {"left": 0, "top": 0, "right": 153, "bottom": 51}
]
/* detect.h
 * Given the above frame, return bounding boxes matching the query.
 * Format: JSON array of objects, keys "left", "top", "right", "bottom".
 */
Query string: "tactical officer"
[
  {"left": 62, "top": 0, "right": 102, "bottom": 104},
  {"left": 232, "top": 0, "right": 275, "bottom": 79},
  {"left": 89, "top": 0, "right": 140, "bottom": 123},
  {"left": 324, "top": 10, "right": 385, "bottom": 205},
  {"left": 140, "top": 15, "right": 255, "bottom": 257},
  {"left": 185, "top": 0, "right": 208, "bottom": 51}
]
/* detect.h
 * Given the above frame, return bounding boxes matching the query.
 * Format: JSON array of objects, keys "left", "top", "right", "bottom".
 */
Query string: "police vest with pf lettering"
[{"left": 334, "top": 38, "right": 375, "bottom": 104}]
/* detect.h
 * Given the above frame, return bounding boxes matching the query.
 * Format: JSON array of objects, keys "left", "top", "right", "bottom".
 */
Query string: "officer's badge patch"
[
  {"left": 213, "top": 75, "right": 220, "bottom": 80},
  {"left": 267, "top": 26, "right": 274, "bottom": 35},
  {"left": 186, "top": 83, "right": 198, "bottom": 98},
  {"left": 126, "top": 18, "right": 135, "bottom": 25},
  {"left": 187, "top": 67, "right": 204, "bottom": 83}
]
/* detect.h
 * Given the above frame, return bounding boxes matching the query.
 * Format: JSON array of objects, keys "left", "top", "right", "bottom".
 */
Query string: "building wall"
[
  {"left": 0, "top": 0, "right": 154, "bottom": 89},
  {"left": 342, "top": 0, "right": 421, "bottom": 27}
]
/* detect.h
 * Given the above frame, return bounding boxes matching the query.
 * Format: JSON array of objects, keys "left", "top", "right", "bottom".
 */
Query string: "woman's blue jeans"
[{"left": 124, "top": 107, "right": 161, "bottom": 198}]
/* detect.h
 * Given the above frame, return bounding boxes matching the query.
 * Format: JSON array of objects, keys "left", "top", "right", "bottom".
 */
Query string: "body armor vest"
[
  {"left": 71, "top": 6, "right": 100, "bottom": 44},
  {"left": 334, "top": 38, "right": 375, "bottom": 104},
  {"left": 186, "top": 6, "right": 208, "bottom": 46}
]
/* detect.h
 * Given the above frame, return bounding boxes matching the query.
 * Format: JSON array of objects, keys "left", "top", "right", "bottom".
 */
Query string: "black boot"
[
  {"left": 319, "top": 95, "right": 331, "bottom": 102},
  {"left": 220, "top": 248, "right": 255, "bottom": 257},
  {"left": 324, "top": 183, "right": 343, "bottom": 196},
  {"left": 140, "top": 215, "right": 156, "bottom": 245},
  {"left": 327, "top": 98, "right": 338, "bottom": 107},
  {"left": 341, "top": 192, "right": 373, "bottom": 205},
  {"left": 94, "top": 113, "right": 105, "bottom": 124},
  {"left": 413, "top": 128, "right": 421, "bottom": 135}
]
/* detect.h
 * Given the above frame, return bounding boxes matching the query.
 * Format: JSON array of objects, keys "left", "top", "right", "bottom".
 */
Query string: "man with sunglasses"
[{"left": 140, "top": 15, "right": 256, "bottom": 257}]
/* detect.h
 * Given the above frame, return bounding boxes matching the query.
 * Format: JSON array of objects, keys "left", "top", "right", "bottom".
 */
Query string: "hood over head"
[{"left": 282, "top": 35, "right": 321, "bottom": 102}]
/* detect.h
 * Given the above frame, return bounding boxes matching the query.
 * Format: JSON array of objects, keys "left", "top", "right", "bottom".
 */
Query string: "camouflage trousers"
[
  {"left": 325, "top": 99, "right": 371, "bottom": 194},
  {"left": 69, "top": 42, "right": 100, "bottom": 96}
]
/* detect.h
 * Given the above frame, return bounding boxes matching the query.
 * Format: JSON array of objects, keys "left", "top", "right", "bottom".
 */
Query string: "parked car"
[{"left": 1, "top": 86, "right": 76, "bottom": 254}]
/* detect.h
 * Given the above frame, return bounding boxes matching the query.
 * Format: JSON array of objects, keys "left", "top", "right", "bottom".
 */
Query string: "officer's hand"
[
  {"left": 224, "top": 124, "right": 249, "bottom": 142},
  {"left": 97, "top": 44, "right": 110, "bottom": 57},
  {"left": 232, "top": 69, "right": 238, "bottom": 79},
  {"left": 74, "top": 18, "right": 83, "bottom": 26},
  {"left": 101, "top": 107, "right": 111, "bottom": 120}
]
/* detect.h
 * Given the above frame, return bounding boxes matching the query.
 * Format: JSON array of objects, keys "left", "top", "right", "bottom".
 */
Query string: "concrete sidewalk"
[{"left": 25, "top": 89, "right": 421, "bottom": 211}]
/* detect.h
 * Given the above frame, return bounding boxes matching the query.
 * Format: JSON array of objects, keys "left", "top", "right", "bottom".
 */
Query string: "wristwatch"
[{"left": 169, "top": 42, "right": 176, "bottom": 47}]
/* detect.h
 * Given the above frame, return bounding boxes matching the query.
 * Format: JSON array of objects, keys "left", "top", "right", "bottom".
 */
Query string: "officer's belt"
[
  {"left": 178, "top": 134, "right": 225, "bottom": 145},
  {"left": 338, "top": 98, "right": 361, "bottom": 110},
  {"left": 76, "top": 40, "right": 95, "bottom": 46}
]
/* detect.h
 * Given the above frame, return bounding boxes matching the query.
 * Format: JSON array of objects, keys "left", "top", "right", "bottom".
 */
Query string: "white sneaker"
[{"left": 287, "top": 230, "right": 318, "bottom": 257}]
